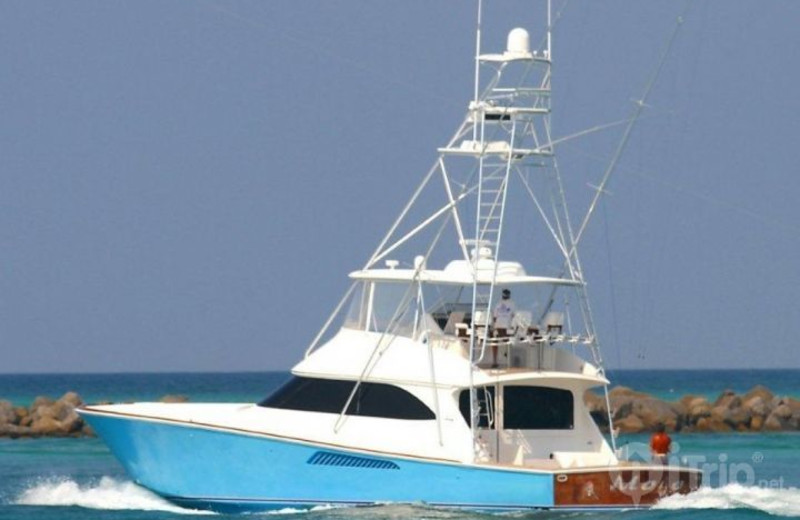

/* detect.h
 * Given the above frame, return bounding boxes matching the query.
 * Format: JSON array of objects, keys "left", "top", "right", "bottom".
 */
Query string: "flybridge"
[{"left": 349, "top": 255, "right": 583, "bottom": 286}]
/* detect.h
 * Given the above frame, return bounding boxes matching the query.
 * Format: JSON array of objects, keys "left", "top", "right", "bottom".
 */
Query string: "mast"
[
  {"left": 467, "top": 0, "right": 483, "bottom": 465},
  {"left": 462, "top": 0, "right": 561, "bottom": 462}
]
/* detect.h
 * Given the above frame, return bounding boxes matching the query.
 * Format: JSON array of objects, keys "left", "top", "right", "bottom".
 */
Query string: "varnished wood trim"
[{"left": 553, "top": 467, "right": 702, "bottom": 507}]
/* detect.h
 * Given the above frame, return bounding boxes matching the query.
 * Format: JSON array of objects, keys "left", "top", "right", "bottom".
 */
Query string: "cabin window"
[
  {"left": 503, "top": 386, "right": 574, "bottom": 430},
  {"left": 458, "top": 387, "right": 496, "bottom": 429},
  {"left": 259, "top": 376, "right": 435, "bottom": 420}
]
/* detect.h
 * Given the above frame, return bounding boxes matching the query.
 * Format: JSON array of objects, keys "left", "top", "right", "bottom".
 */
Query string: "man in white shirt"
[{"left": 491, "top": 289, "right": 515, "bottom": 368}]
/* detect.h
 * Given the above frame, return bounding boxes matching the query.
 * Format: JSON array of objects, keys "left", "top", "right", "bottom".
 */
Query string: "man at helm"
[{"left": 491, "top": 288, "right": 515, "bottom": 368}]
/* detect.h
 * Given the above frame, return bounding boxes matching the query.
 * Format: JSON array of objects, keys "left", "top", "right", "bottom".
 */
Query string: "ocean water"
[
  {"left": 1, "top": 371, "right": 799, "bottom": 520},
  {"left": 605, "top": 369, "right": 800, "bottom": 402},
  {"left": 2, "top": 370, "right": 796, "bottom": 407},
  {"left": 0, "top": 372, "right": 291, "bottom": 407}
]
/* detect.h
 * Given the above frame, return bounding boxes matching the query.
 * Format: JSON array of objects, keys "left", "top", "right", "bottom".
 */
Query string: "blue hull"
[{"left": 82, "top": 411, "right": 555, "bottom": 512}]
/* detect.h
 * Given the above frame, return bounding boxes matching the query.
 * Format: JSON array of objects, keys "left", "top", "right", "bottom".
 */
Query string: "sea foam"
[
  {"left": 14, "top": 476, "right": 211, "bottom": 514},
  {"left": 12, "top": 477, "right": 347, "bottom": 516},
  {"left": 654, "top": 483, "right": 800, "bottom": 517},
  {"left": 15, "top": 477, "right": 800, "bottom": 517}
]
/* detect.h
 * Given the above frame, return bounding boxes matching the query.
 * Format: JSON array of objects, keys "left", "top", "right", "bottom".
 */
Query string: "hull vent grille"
[{"left": 307, "top": 451, "right": 399, "bottom": 470}]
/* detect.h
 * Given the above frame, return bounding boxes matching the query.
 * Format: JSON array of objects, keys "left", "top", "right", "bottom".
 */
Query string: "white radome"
[{"left": 507, "top": 27, "right": 530, "bottom": 55}]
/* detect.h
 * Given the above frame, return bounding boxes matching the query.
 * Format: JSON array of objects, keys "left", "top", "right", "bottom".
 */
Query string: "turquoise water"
[
  {"left": 2, "top": 369, "right": 797, "bottom": 406},
  {"left": 0, "top": 372, "right": 290, "bottom": 407},
  {"left": 605, "top": 369, "right": 800, "bottom": 401},
  {"left": 1, "top": 371, "right": 799, "bottom": 519}
]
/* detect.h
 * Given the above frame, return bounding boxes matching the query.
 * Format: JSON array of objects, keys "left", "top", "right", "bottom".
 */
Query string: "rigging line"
[
  {"left": 570, "top": 5, "right": 689, "bottom": 255},
  {"left": 548, "top": 112, "right": 667, "bottom": 150},
  {"left": 378, "top": 102, "right": 518, "bottom": 273},
  {"left": 335, "top": 188, "right": 462, "bottom": 434},
  {"left": 636, "top": 170, "right": 798, "bottom": 235},
  {"left": 566, "top": 144, "right": 799, "bottom": 236},
  {"left": 601, "top": 196, "right": 623, "bottom": 371},
  {"left": 368, "top": 188, "right": 475, "bottom": 268},
  {"left": 371, "top": 107, "right": 508, "bottom": 270},
  {"left": 334, "top": 283, "right": 416, "bottom": 433},
  {"left": 515, "top": 168, "right": 572, "bottom": 264},
  {"left": 460, "top": 110, "right": 663, "bottom": 166},
  {"left": 304, "top": 281, "right": 358, "bottom": 357},
  {"left": 674, "top": 0, "right": 707, "bottom": 161},
  {"left": 439, "top": 160, "right": 471, "bottom": 262},
  {"left": 544, "top": 113, "right": 579, "bottom": 277},
  {"left": 367, "top": 118, "right": 470, "bottom": 269},
  {"left": 534, "top": 0, "right": 569, "bottom": 52},
  {"left": 634, "top": 132, "right": 655, "bottom": 364}
]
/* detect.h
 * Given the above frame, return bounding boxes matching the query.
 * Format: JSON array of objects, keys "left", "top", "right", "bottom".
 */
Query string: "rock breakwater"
[
  {"left": 586, "top": 385, "right": 800, "bottom": 433},
  {"left": 0, "top": 392, "right": 188, "bottom": 438},
  {"left": 1, "top": 385, "right": 798, "bottom": 438}
]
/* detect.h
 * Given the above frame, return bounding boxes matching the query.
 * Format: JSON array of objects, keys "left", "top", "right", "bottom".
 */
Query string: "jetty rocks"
[
  {"left": 0, "top": 392, "right": 90, "bottom": 438},
  {"left": 585, "top": 385, "right": 800, "bottom": 433},
  {"left": 1, "top": 386, "right": 799, "bottom": 438},
  {"left": 0, "top": 392, "right": 188, "bottom": 438}
]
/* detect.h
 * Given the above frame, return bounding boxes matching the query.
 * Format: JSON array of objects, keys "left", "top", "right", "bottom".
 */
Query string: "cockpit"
[{"left": 341, "top": 260, "right": 593, "bottom": 372}]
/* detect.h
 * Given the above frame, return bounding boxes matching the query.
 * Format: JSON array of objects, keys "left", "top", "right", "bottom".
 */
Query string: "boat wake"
[
  {"left": 12, "top": 478, "right": 356, "bottom": 516},
  {"left": 654, "top": 483, "right": 800, "bottom": 517},
  {"left": 13, "top": 476, "right": 211, "bottom": 514},
  {"left": 13, "top": 479, "right": 800, "bottom": 517}
]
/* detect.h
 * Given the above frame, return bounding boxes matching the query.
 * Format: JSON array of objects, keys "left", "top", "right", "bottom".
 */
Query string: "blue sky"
[{"left": 2, "top": 1, "right": 799, "bottom": 373}]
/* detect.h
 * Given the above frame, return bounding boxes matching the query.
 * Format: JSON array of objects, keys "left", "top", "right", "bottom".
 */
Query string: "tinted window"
[
  {"left": 459, "top": 387, "right": 496, "bottom": 429},
  {"left": 261, "top": 377, "right": 354, "bottom": 414},
  {"left": 503, "top": 386, "right": 573, "bottom": 430},
  {"left": 259, "top": 377, "right": 434, "bottom": 420}
]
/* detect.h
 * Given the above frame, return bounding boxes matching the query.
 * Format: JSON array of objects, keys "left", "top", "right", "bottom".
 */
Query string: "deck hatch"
[{"left": 307, "top": 451, "right": 399, "bottom": 470}]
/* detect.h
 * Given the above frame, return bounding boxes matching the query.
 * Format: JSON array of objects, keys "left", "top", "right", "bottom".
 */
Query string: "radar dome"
[{"left": 506, "top": 28, "right": 530, "bottom": 55}]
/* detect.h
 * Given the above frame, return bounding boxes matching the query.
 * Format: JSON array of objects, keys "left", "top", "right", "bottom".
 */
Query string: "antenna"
[
  {"left": 473, "top": 0, "right": 483, "bottom": 114},
  {"left": 571, "top": 8, "right": 687, "bottom": 253},
  {"left": 547, "top": 0, "right": 552, "bottom": 58}
]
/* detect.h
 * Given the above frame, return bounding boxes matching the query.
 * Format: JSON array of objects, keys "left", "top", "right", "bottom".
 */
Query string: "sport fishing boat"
[{"left": 81, "top": 2, "right": 701, "bottom": 512}]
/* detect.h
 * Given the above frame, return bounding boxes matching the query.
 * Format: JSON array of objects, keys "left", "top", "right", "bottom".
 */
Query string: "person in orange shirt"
[{"left": 650, "top": 422, "right": 672, "bottom": 464}]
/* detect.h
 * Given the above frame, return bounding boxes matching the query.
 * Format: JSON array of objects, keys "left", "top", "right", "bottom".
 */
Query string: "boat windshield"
[
  {"left": 343, "top": 280, "right": 556, "bottom": 340},
  {"left": 343, "top": 281, "right": 416, "bottom": 336}
]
